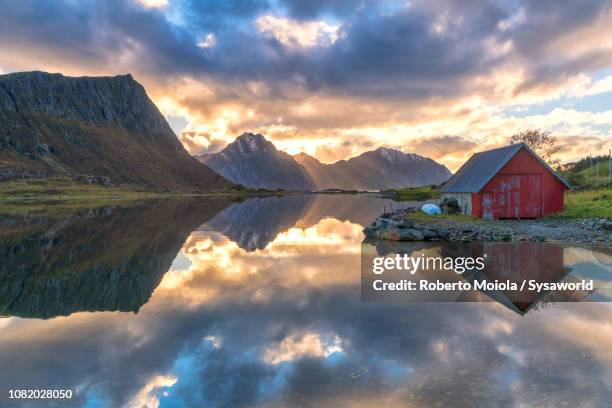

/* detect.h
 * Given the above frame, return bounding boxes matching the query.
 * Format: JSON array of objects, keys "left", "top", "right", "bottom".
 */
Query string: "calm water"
[{"left": 0, "top": 195, "right": 611, "bottom": 407}]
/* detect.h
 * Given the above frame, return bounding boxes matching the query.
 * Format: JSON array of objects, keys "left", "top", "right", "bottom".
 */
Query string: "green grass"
[
  {"left": 0, "top": 177, "right": 159, "bottom": 199},
  {"left": 387, "top": 182, "right": 611, "bottom": 220},
  {"left": 563, "top": 161, "right": 611, "bottom": 188},
  {"left": 386, "top": 185, "right": 441, "bottom": 201},
  {"left": 0, "top": 177, "right": 249, "bottom": 216},
  {"left": 0, "top": 178, "right": 163, "bottom": 216},
  {"left": 0, "top": 177, "right": 305, "bottom": 217},
  {"left": 548, "top": 187, "right": 612, "bottom": 219}
]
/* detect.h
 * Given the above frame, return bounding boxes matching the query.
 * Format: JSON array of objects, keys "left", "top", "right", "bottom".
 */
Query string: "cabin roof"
[{"left": 440, "top": 143, "right": 571, "bottom": 193}]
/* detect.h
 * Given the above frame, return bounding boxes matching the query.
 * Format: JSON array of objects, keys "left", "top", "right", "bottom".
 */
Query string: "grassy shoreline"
[
  {"left": 1, "top": 179, "right": 610, "bottom": 219},
  {"left": 550, "top": 187, "right": 610, "bottom": 219},
  {"left": 0, "top": 178, "right": 273, "bottom": 216},
  {"left": 386, "top": 185, "right": 611, "bottom": 219}
]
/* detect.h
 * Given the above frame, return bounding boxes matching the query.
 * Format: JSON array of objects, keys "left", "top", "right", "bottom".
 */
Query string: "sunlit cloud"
[
  {"left": 256, "top": 15, "right": 340, "bottom": 48},
  {"left": 262, "top": 331, "right": 344, "bottom": 365},
  {"left": 136, "top": 0, "right": 169, "bottom": 9},
  {"left": 128, "top": 374, "right": 177, "bottom": 408},
  {"left": 204, "top": 335, "right": 222, "bottom": 349},
  {"left": 197, "top": 33, "right": 216, "bottom": 49}
]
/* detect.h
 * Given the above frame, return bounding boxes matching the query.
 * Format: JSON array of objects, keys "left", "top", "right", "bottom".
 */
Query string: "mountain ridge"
[
  {"left": 200, "top": 133, "right": 451, "bottom": 191},
  {"left": 197, "top": 132, "right": 315, "bottom": 191},
  {"left": 0, "top": 71, "right": 233, "bottom": 191}
]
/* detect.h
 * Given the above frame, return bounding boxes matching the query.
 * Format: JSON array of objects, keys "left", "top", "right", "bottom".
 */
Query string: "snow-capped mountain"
[
  {"left": 295, "top": 147, "right": 452, "bottom": 190},
  {"left": 198, "top": 133, "right": 451, "bottom": 191},
  {"left": 197, "top": 133, "right": 315, "bottom": 191}
]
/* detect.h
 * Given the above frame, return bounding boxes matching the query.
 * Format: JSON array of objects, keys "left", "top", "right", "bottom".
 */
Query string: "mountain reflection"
[
  {"left": 0, "top": 198, "right": 232, "bottom": 318},
  {"left": 0, "top": 194, "right": 401, "bottom": 319},
  {"left": 0, "top": 195, "right": 610, "bottom": 407},
  {"left": 204, "top": 194, "right": 410, "bottom": 251}
]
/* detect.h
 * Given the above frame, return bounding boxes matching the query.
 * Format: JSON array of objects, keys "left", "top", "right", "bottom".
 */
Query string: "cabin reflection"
[
  {"left": 367, "top": 241, "right": 606, "bottom": 315},
  {"left": 443, "top": 242, "right": 592, "bottom": 314}
]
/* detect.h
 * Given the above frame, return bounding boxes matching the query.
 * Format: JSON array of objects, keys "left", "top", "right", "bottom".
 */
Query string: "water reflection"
[
  {"left": 0, "top": 198, "right": 232, "bottom": 318},
  {"left": 365, "top": 241, "right": 611, "bottom": 314},
  {"left": 0, "top": 194, "right": 611, "bottom": 407},
  {"left": 203, "top": 194, "right": 409, "bottom": 251}
]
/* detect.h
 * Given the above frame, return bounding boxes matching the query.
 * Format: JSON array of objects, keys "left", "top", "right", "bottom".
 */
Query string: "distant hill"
[
  {"left": 563, "top": 156, "right": 611, "bottom": 188},
  {"left": 199, "top": 133, "right": 451, "bottom": 191},
  {"left": 0, "top": 71, "right": 233, "bottom": 191},
  {"left": 197, "top": 132, "right": 315, "bottom": 191},
  {"left": 295, "top": 148, "right": 452, "bottom": 190}
]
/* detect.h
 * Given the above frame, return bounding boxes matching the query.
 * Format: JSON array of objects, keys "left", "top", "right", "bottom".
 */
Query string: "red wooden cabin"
[{"left": 440, "top": 143, "right": 570, "bottom": 219}]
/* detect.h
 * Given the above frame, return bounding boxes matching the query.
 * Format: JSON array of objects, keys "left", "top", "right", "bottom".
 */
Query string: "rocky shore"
[{"left": 364, "top": 208, "right": 612, "bottom": 249}]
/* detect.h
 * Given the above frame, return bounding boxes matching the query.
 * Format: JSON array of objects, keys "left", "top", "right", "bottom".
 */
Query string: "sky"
[{"left": 0, "top": 0, "right": 611, "bottom": 170}]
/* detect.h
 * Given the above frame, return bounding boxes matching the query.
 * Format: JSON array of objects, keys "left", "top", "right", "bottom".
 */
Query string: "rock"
[
  {"left": 363, "top": 226, "right": 379, "bottom": 239},
  {"left": 376, "top": 226, "right": 424, "bottom": 241},
  {"left": 436, "top": 229, "right": 449, "bottom": 239},
  {"left": 440, "top": 197, "right": 461, "bottom": 214},
  {"left": 391, "top": 214, "right": 403, "bottom": 222},
  {"left": 375, "top": 218, "right": 395, "bottom": 229},
  {"left": 397, "top": 228, "right": 425, "bottom": 241},
  {"left": 602, "top": 221, "right": 612, "bottom": 231},
  {"left": 396, "top": 219, "right": 415, "bottom": 228},
  {"left": 420, "top": 228, "right": 438, "bottom": 239}
]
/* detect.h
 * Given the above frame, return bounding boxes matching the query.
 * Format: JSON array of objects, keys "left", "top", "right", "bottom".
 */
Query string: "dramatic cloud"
[{"left": 0, "top": 0, "right": 610, "bottom": 169}]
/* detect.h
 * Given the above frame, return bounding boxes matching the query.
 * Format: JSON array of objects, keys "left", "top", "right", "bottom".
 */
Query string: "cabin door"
[
  {"left": 482, "top": 192, "right": 493, "bottom": 219},
  {"left": 497, "top": 174, "right": 541, "bottom": 219}
]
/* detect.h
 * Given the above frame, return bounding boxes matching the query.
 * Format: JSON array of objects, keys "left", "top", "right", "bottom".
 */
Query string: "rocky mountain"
[
  {"left": 0, "top": 71, "right": 232, "bottom": 191},
  {"left": 199, "top": 133, "right": 450, "bottom": 191},
  {"left": 197, "top": 132, "right": 315, "bottom": 191},
  {"left": 296, "top": 148, "right": 452, "bottom": 190}
]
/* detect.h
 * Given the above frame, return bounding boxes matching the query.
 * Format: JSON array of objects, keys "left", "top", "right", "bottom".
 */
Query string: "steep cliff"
[{"left": 0, "top": 71, "right": 233, "bottom": 191}]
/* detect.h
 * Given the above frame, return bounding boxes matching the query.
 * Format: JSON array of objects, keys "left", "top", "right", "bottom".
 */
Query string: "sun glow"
[{"left": 155, "top": 218, "right": 363, "bottom": 306}]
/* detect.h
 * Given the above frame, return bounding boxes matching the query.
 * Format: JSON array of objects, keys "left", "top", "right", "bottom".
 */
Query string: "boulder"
[
  {"left": 395, "top": 219, "right": 415, "bottom": 228},
  {"left": 398, "top": 228, "right": 425, "bottom": 241},
  {"left": 363, "top": 226, "right": 379, "bottom": 239},
  {"left": 375, "top": 218, "right": 395, "bottom": 228},
  {"left": 420, "top": 228, "right": 438, "bottom": 239}
]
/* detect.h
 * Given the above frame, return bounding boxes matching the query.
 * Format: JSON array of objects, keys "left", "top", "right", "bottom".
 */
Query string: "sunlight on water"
[{"left": 0, "top": 195, "right": 610, "bottom": 407}]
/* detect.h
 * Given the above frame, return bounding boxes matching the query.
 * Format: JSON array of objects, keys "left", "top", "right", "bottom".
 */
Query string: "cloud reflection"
[{"left": 0, "top": 196, "right": 610, "bottom": 407}]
